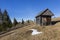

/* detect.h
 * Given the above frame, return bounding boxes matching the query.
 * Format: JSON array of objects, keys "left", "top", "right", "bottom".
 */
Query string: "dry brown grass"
[
  {"left": 0, "top": 18, "right": 60, "bottom": 40},
  {"left": 52, "top": 17, "right": 60, "bottom": 21}
]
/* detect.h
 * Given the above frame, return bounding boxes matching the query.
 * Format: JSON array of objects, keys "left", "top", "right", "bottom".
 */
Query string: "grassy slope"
[{"left": 0, "top": 17, "right": 60, "bottom": 40}]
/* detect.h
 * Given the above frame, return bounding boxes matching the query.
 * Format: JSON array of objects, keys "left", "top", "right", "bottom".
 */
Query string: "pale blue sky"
[{"left": 0, "top": 0, "right": 60, "bottom": 22}]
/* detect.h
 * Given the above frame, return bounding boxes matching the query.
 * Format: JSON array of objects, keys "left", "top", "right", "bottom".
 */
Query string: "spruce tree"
[
  {"left": 0, "top": 9, "right": 3, "bottom": 32},
  {"left": 13, "top": 18, "right": 18, "bottom": 26},
  {"left": 3, "top": 10, "right": 12, "bottom": 28},
  {"left": 0, "top": 9, "right": 3, "bottom": 24},
  {"left": 21, "top": 19, "right": 24, "bottom": 24},
  {"left": 27, "top": 20, "right": 30, "bottom": 23}
]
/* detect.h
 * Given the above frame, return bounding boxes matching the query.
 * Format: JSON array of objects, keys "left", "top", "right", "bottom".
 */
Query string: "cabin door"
[{"left": 46, "top": 17, "right": 51, "bottom": 25}]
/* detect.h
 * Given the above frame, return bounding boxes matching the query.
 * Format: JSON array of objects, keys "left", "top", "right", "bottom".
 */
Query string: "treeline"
[
  {"left": 0, "top": 9, "right": 31, "bottom": 33},
  {"left": 0, "top": 9, "right": 12, "bottom": 32},
  {"left": 0, "top": 9, "right": 18, "bottom": 32}
]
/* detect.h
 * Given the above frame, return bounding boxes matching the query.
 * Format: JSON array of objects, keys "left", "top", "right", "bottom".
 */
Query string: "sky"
[{"left": 0, "top": 0, "right": 60, "bottom": 22}]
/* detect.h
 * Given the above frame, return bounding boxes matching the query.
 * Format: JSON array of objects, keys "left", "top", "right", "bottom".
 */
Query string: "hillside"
[{"left": 0, "top": 17, "right": 60, "bottom": 40}]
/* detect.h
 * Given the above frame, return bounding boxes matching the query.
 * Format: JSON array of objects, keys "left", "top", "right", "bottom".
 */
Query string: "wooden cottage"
[{"left": 35, "top": 8, "right": 54, "bottom": 26}]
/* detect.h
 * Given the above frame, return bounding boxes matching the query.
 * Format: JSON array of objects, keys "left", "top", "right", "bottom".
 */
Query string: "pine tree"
[
  {"left": 13, "top": 18, "right": 18, "bottom": 26},
  {"left": 0, "top": 9, "right": 3, "bottom": 32},
  {"left": 0, "top": 9, "right": 3, "bottom": 24},
  {"left": 3, "top": 10, "right": 12, "bottom": 28},
  {"left": 21, "top": 19, "right": 24, "bottom": 24},
  {"left": 0, "top": 25, "right": 3, "bottom": 32},
  {"left": 27, "top": 20, "right": 30, "bottom": 23}
]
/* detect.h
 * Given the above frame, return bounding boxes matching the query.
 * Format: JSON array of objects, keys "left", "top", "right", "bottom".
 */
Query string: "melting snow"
[{"left": 29, "top": 29, "right": 42, "bottom": 35}]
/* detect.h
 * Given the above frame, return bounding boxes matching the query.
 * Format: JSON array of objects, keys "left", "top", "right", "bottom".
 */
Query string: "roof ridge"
[{"left": 35, "top": 8, "right": 54, "bottom": 18}]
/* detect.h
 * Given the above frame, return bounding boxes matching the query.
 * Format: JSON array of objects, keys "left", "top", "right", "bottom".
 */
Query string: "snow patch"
[{"left": 29, "top": 29, "right": 42, "bottom": 35}]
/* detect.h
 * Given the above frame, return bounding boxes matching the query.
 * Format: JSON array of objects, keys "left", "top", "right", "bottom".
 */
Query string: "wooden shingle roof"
[{"left": 35, "top": 8, "right": 54, "bottom": 18}]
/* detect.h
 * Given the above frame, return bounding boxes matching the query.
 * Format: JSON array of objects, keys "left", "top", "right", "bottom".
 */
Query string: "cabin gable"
[{"left": 41, "top": 9, "right": 54, "bottom": 16}]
